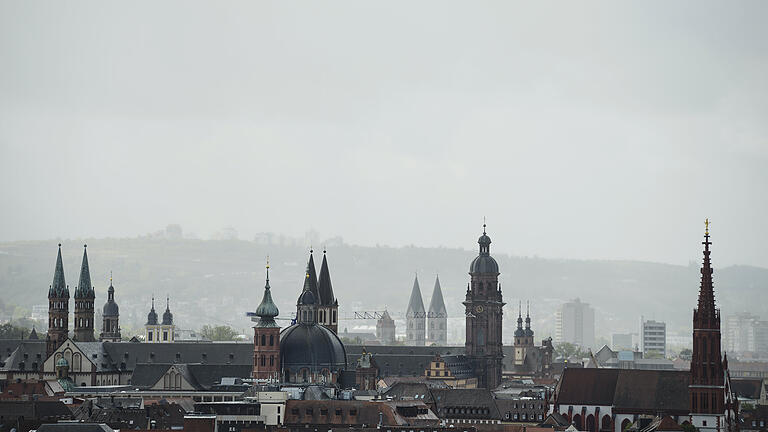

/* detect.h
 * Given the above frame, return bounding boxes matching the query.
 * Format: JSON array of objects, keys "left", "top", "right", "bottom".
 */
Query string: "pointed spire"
[
  {"left": 517, "top": 301, "right": 523, "bottom": 328},
  {"left": 107, "top": 271, "right": 115, "bottom": 301},
  {"left": 50, "top": 244, "right": 68, "bottom": 298},
  {"left": 306, "top": 249, "right": 321, "bottom": 303},
  {"left": 75, "top": 244, "right": 93, "bottom": 299},
  {"left": 525, "top": 301, "right": 533, "bottom": 336},
  {"left": 428, "top": 275, "right": 447, "bottom": 315},
  {"left": 696, "top": 218, "right": 717, "bottom": 323},
  {"left": 146, "top": 295, "right": 158, "bottom": 325},
  {"left": 162, "top": 295, "right": 173, "bottom": 325},
  {"left": 317, "top": 249, "right": 335, "bottom": 306},
  {"left": 406, "top": 274, "right": 426, "bottom": 316}
]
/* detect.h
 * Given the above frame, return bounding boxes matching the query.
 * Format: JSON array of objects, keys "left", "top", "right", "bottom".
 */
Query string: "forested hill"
[{"left": 0, "top": 237, "right": 765, "bottom": 342}]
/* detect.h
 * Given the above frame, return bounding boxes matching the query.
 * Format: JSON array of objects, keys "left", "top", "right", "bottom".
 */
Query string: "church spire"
[
  {"left": 696, "top": 218, "right": 717, "bottom": 325},
  {"left": 428, "top": 275, "right": 447, "bottom": 315},
  {"left": 75, "top": 244, "right": 93, "bottom": 299},
  {"left": 317, "top": 249, "right": 335, "bottom": 306},
  {"left": 306, "top": 249, "right": 320, "bottom": 303},
  {"left": 50, "top": 244, "right": 68, "bottom": 298},
  {"left": 254, "top": 259, "right": 279, "bottom": 327},
  {"left": 406, "top": 274, "right": 425, "bottom": 316}
]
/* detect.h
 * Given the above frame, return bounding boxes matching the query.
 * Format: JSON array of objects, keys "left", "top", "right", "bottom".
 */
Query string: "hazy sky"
[{"left": 1, "top": 1, "right": 767, "bottom": 267}]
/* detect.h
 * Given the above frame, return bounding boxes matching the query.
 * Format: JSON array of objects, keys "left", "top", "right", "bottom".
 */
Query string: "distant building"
[
  {"left": 725, "top": 313, "right": 768, "bottom": 356},
  {"left": 405, "top": 276, "right": 426, "bottom": 346},
  {"left": 376, "top": 310, "right": 396, "bottom": 345},
  {"left": 555, "top": 298, "right": 595, "bottom": 350},
  {"left": 145, "top": 296, "right": 175, "bottom": 343},
  {"left": 640, "top": 318, "right": 666, "bottom": 357},
  {"left": 427, "top": 275, "right": 447, "bottom": 346},
  {"left": 612, "top": 333, "right": 633, "bottom": 351}
]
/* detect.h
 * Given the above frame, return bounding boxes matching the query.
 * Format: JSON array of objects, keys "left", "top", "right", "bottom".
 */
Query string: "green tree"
[
  {"left": 554, "top": 342, "right": 587, "bottom": 359},
  {"left": 679, "top": 348, "right": 693, "bottom": 361},
  {"left": 200, "top": 325, "right": 239, "bottom": 341},
  {"left": 0, "top": 322, "right": 31, "bottom": 339}
]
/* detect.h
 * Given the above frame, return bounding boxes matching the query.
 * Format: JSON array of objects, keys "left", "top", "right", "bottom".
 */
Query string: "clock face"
[{"left": 475, "top": 305, "right": 484, "bottom": 313}]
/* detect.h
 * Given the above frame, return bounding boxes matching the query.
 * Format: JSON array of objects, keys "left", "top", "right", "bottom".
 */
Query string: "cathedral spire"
[
  {"left": 254, "top": 259, "right": 279, "bottom": 326},
  {"left": 307, "top": 249, "right": 320, "bottom": 303},
  {"left": 75, "top": 244, "right": 93, "bottom": 299},
  {"left": 428, "top": 275, "right": 447, "bottom": 315},
  {"left": 406, "top": 275, "right": 425, "bottom": 316},
  {"left": 50, "top": 244, "right": 68, "bottom": 298}
]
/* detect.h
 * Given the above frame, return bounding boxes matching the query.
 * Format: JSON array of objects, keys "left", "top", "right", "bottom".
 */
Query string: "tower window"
[{"left": 269, "top": 335, "right": 274, "bottom": 346}]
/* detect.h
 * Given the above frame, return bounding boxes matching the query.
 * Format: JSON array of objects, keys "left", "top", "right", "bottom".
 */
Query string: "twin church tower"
[{"left": 46, "top": 245, "right": 121, "bottom": 358}]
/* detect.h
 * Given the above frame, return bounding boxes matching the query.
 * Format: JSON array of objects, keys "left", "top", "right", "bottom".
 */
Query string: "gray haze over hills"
[
  {"left": 1, "top": 1, "right": 768, "bottom": 269},
  {"left": 1, "top": 233, "right": 765, "bottom": 347}
]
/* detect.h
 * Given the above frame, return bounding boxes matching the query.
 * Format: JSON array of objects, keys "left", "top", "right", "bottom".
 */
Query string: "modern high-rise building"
[
  {"left": 640, "top": 318, "right": 666, "bottom": 357},
  {"left": 724, "top": 313, "right": 768, "bottom": 355},
  {"left": 555, "top": 298, "right": 595, "bottom": 350}
]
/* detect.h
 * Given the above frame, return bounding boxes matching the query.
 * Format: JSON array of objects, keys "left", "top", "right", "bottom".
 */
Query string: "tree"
[
  {"left": 679, "top": 348, "right": 693, "bottom": 361},
  {"left": 0, "top": 322, "right": 31, "bottom": 339},
  {"left": 200, "top": 325, "right": 238, "bottom": 341},
  {"left": 554, "top": 342, "right": 587, "bottom": 359}
]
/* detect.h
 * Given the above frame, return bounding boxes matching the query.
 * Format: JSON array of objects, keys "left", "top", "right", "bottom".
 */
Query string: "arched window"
[
  {"left": 602, "top": 415, "right": 612, "bottom": 431},
  {"left": 175, "top": 373, "right": 181, "bottom": 389},
  {"left": 270, "top": 355, "right": 274, "bottom": 366},
  {"left": 586, "top": 414, "right": 596, "bottom": 432},
  {"left": 269, "top": 335, "right": 274, "bottom": 346},
  {"left": 261, "top": 334, "right": 266, "bottom": 346}
]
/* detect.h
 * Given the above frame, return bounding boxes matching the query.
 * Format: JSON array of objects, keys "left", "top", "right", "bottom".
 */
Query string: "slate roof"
[
  {"left": 431, "top": 388, "right": 502, "bottom": 419},
  {"left": 554, "top": 368, "right": 690, "bottom": 414},
  {"left": 102, "top": 341, "right": 253, "bottom": 371},
  {"left": 130, "top": 363, "right": 253, "bottom": 390},
  {"left": 0, "top": 400, "right": 73, "bottom": 418},
  {"left": 730, "top": 378, "right": 763, "bottom": 399},
  {"left": 37, "top": 423, "right": 115, "bottom": 432},
  {"left": 428, "top": 276, "right": 447, "bottom": 315},
  {"left": 0, "top": 340, "right": 46, "bottom": 371},
  {"left": 307, "top": 251, "right": 321, "bottom": 303},
  {"left": 406, "top": 276, "right": 425, "bottom": 316}
]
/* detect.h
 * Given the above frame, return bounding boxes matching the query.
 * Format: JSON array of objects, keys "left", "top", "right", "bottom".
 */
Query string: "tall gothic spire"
[
  {"left": 696, "top": 218, "right": 717, "bottom": 324},
  {"left": 50, "top": 244, "right": 68, "bottom": 298},
  {"left": 75, "top": 244, "right": 93, "bottom": 299},
  {"left": 317, "top": 249, "right": 335, "bottom": 306},
  {"left": 307, "top": 249, "right": 320, "bottom": 303}
]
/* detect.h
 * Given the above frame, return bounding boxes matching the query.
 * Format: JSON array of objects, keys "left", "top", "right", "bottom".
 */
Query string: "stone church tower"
[
  {"left": 47, "top": 244, "right": 70, "bottom": 358},
  {"left": 464, "top": 224, "right": 504, "bottom": 389},
  {"left": 73, "top": 245, "right": 95, "bottom": 342},
  {"left": 427, "top": 275, "right": 447, "bottom": 345},
  {"left": 406, "top": 275, "right": 426, "bottom": 346},
  {"left": 100, "top": 273, "right": 121, "bottom": 342}
]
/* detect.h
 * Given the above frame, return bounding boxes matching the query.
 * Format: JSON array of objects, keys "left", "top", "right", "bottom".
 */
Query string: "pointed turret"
[
  {"left": 307, "top": 250, "right": 321, "bottom": 303},
  {"left": 696, "top": 219, "right": 717, "bottom": 325},
  {"left": 428, "top": 275, "right": 447, "bottom": 316},
  {"left": 75, "top": 245, "right": 94, "bottom": 299},
  {"left": 146, "top": 297, "right": 158, "bottom": 325},
  {"left": 525, "top": 301, "right": 534, "bottom": 337},
  {"left": 162, "top": 296, "right": 174, "bottom": 325},
  {"left": 317, "top": 251, "right": 335, "bottom": 306},
  {"left": 255, "top": 263, "right": 279, "bottom": 328},
  {"left": 406, "top": 275, "right": 426, "bottom": 316},
  {"left": 100, "top": 272, "right": 121, "bottom": 342},
  {"left": 49, "top": 244, "right": 68, "bottom": 298}
]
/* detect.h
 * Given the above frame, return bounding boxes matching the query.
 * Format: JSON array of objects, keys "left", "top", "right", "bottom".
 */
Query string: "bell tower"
[
  {"left": 73, "top": 245, "right": 95, "bottom": 342},
  {"left": 47, "top": 244, "right": 70, "bottom": 358},
  {"left": 464, "top": 223, "right": 504, "bottom": 389},
  {"left": 249, "top": 260, "right": 281, "bottom": 381}
]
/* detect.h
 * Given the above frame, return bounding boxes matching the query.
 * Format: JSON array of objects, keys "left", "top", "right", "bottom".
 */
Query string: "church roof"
[
  {"left": 49, "top": 244, "right": 69, "bottom": 298},
  {"left": 406, "top": 276, "right": 425, "bottom": 316},
  {"left": 254, "top": 266, "right": 279, "bottom": 327},
  {"left": 317, "top": 251, "right": 335, "bottom": 306},
  {"left": 553, "top": 368, "right": 690, "bottom": 414},
  {"left": 428, "top": 276, "right": 447, "bottom": 315},
  {"left": 306, "top": 251, "right": 320, "bottom": 303},
  {"left": 75, "top": 245, "right": 94, "bottom": 299}
]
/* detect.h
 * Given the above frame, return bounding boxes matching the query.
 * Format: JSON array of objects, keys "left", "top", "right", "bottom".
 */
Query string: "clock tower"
[{"left": 464, "top": 223, "right": 505, "bottom": 389}]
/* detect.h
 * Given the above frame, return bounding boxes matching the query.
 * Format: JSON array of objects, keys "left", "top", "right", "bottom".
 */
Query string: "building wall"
[
  {"left": 556, "top": 299, "right": 595, "bottom": 349},
  {"left": 640, "top": 318, "right": 666, "bottom": 357}
]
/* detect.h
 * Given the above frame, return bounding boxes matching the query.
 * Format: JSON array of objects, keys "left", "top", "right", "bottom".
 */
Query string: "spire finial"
[
  {"left": 151, "top": 295, "right": 155, "bottom": 309},
  {"left": 518, "top": 300, "right": 522, "bottom": 317},
  {"left": 483, "top": 217, "right": 487, "bottom": 234},
  {"left": 527, "top": 300, "right": 530, "bottom": 317},
  {"left": 58, "top": 243, "right": 61, "bottom": 248},
  {"left": 166, "top": 295, "right": 169, "bottom": 309},
  {"left": 705, "top": 218, "right": 710, "bottom": 236},
  {"left": 310, "top": 245, "right": 313, "bottom": 254},
  {"left": 84, "top": 244, "right": 87, "bottom": 248},
  {"left": 110, "top": 271, "right": 113, "bottom": 284}
]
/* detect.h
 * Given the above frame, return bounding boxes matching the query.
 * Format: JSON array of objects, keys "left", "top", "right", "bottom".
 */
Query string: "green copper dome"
[
  {"left": 56, "top": 357, "right": 69, "bottom": 367},
  {"left": 255, "top": 266, "right": 279, "bottom": 327}
]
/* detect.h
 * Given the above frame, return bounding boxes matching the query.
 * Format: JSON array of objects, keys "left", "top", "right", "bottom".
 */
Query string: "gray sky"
[{"left": 1, "top": 1, "right": 767, "bottom": 267}]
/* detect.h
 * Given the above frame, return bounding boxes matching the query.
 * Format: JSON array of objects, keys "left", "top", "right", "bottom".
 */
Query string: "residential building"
[
  {"left": 555, "top": 298, "right": 595, "bottom": 350},
  {"left": 640, "top": 318, "right": 666, "bottom": 357}
]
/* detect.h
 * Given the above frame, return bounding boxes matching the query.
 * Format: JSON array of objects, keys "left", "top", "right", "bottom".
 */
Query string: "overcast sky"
[{"left": 1, "top": 1, "right": 767, "bottom": 267}]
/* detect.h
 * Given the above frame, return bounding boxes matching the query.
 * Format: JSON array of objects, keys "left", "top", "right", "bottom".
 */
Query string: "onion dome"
[
  {"left": 146, "top": 297, "right": 159, "bottom": 325},
  {"left": 469, "top": 224, "right": 499, "bottom": 274},
  {"left": 103, "top": 275, "right": 119, "bottom": 317},
  {"left": 524, "top": 301, "right": 534, "bottom": 337},
  {"left": 162, "top": 297, "right": 174, "bottom": 325},
  {"left": 255, "top": 264, "right": 279, "bottom": 327},
  {"left": 280, "top": 323, "right": 347, "bottom": 374},
  {"left": 515, "top": 302, "right": 525, "bottom": 337}
]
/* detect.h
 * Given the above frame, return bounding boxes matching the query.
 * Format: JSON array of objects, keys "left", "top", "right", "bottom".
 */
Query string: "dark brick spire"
[
  {"left": 49, "top": 244, "right": 68, "bottom": 298},
  {"left": 317, "top": 250, "right": 335, "bottom": 306},
  {"left": 75, "top": 245, "right": 94, "bottom": 299}
]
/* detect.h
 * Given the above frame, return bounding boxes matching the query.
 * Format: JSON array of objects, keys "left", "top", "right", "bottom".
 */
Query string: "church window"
[
  {"left": 333, "top": 310, "right": 337, "bottom": 324},
  {"left": 269, "top": 335, "right": 274, "bottom": 346},
  {"left": 260, "top": 356, "right": 266, "bottom": 367},
  {"left": 163, "top": 331, "right": 168, "bottom": 341},
  {"left": 261, "top": 334, "right": 266, "bottom": 345},
  {"left": 270, "top": 356, "right": 274, "bottom": 366},
  {"left": 148, "top": 331, "right": 153, "bottom": 341},
  {"left": 254, "top": 333, "right": 258, "bottom": 345}
]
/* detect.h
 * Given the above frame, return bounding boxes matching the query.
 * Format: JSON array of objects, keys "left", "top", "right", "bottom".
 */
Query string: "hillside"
[{"left": 0, "top": 237, "right": 765, "bottom": 346}]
